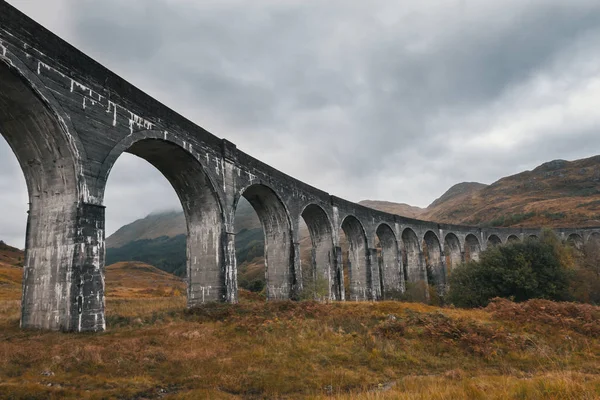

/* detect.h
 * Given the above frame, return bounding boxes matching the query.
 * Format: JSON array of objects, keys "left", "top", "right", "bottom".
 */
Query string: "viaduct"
[{"left": 1, "top": 2, "right": 598, "bottom": 332}]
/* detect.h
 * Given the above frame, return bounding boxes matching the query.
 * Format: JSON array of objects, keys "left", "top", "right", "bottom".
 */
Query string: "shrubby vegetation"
[{"left": 447, "top": 229, "right": 600, "bottom": 308}]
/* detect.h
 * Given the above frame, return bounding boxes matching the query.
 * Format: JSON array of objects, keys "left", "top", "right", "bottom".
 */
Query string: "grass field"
[
  {"left": 1, "top": 258, "right": 599, "bottom": 399},
  {"left": 1, "top": 283, "right": 599, "bottom": 399}
]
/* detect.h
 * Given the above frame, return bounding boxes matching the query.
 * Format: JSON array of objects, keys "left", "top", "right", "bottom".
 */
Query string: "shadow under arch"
[
  {"left": 487, "top": 234, "right": 502, "bottom": 248},
  {"left": 507, "top": 234, "right": 520, "bottom": 243},
  {"left": 423, "top": 230, "right": 445, "bottom": 295},
  {"left": 401, "top": 228, "right": 423, "bottom": 283},
  {"left": 234, "top": 183, "right": 294, "bottom": 300},
  {"left": 340, "top": 215, "right": 369, "bottom": 301},
  {"left": 0, "top": 58, "right": 89, "bottom": 331},
  {"left": 299, "top": 204, "right": 335, "bottom": 300},
  {"left": 465, "top": 234, "right": 481, "bottom": 261},
  {"left": 376, "top": 223, "right": 402, "bottom": 299},
  {"left": 566, "top": 233, "right": 583, "bottom": 250},
  {"left": 103, "top": 138, "right": 227, "bottom": 307},
  {"left": 444, "top": 233, "right": 462, "bottom": 273}
]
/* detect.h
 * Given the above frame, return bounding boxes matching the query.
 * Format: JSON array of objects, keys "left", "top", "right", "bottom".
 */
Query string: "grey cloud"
[{"left": 1, "top": 0, "right": 600, "bottom": 245}]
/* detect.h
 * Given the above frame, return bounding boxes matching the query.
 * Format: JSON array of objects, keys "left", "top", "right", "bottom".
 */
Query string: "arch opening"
[
  {"left": 376, "top": 224, "right": 402, "bottom": 299},
  {"left": 507, "top": 235, "right": 520, "bottom": 243},
  {"left": 423, "top": 231, "right": 445, "bottom": 300},
  {"left": 402, "top": 228, "right": 422, "bottom": 284},
  {"left": 487, "top": 234, "right": 502, "bottom": 248},
  {"left": 105, "top": 139, "right": 225, "bottom": 308},
  {"left": 0, "top": 61, "right": 83, "bottom": 330},
  {"left": 464, "top": 234, "right": 481, "bottom": 262},
  {"left": 444, "top": 233, "right": 462, "bottom": 273},
  {"left": 566, "top": 233, "right": 584, "bottom": 251},
  {"left": 339, "top": 215, "right": 369, "bottom": 301},
  {"left": 236, "top": 184, "right": 293, "bottom": 300},
  {"left": 300, "top": 204, "right": 334, "bottom": 300},
  {"left": 233, "top": 197, "right": 264, "bottom": 295}
]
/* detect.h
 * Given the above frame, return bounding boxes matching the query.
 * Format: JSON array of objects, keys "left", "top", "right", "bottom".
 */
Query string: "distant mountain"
[
  {"left": 358, "top": 200, "right": 425, "bottom": 219},
  {"left": 365, "top": 155, "right": 600, "bottom": 228},
  {"left": 107, "top": 198, "right": 260, "bottom": 249},
  {"left": 431, "top": 156, "right": 600, "bottom": 228}
]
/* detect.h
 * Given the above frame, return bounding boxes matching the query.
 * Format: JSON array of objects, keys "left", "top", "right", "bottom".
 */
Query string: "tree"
[{"left": 448, "top": 236, "right": 572, "bottom": 308}]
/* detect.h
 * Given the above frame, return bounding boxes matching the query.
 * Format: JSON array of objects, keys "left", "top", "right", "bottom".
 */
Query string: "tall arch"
[
  {"left": 0, "top": 59, "right": 88, "bottom": 331},
  {"left": 464, "top": 234, "right": 481, "bottom": 262},
  {"left": 340, "top": 215, "right": 369, "bottom": 301},
  {"left": 566, "top": 233, "right": 583, "bottom": 250},
  {"left": 376, "top": 223, "right": 402, "bottom": 299},
  {"left": 401, "top": 228, "right": 423, "bottom": 283},
  {"left": 444, "top": 233, "right": 462, "bottom": 272},
  {"left": 236, "top": 184, "right": 294, "bottom": 300},
  {"left": 300, "top": 204, "right": 334, "bottom": 300},
  {"left": 423, "top": 231, "right": 445, "bottom": 294},
  {"left": 487, "top": 234, "right": 502, "bottom": 248},
  {"left": 104, "top": 138, "right": 226, "bottom": 306}
]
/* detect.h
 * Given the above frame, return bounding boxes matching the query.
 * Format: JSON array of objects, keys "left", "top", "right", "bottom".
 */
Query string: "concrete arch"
[
  {"left": 529, "top": 235, "right": 539, "bottom": 240},
  {"left": 507, "top": 234, "right": 520, "bottom": 243},
  {"left": 487, "top": 234, "right": 502, "bottom": 248},
  {"left": 376, "top": 223, "right": 402, "bottom": 299},
  {"left": 236, "top": 183, "right": 294, "bottom": 300},
  {"left": 340, "top": 215, "right": 369, "bottom": 301},
  {"left": 588, "top": 232, "right": 600, "bottom": 244},
  {"left": 0, "top": 59, "right": 90, "bottom": 331},
  {"left": 566, "top": 233, "right": 584, "bottom": 250},
  {"left": 401, "top": 228, "right": 423, "bottom": 284},
  {"left": 464, "top": 234, "right": 481, "bottom": 262},
  {"left": 444, "top": 233, "right": 462, "bottom": 272},
  {"left": 97, "top": 130, "right": 222, "bottom": 206},
  {"left": 105, "top": 138, "right": 227, "bottom": 306},
  {"left": 299, "top": 203, "right": 335, "bottom": 300},
  {"left": 423, "top": 231, "right": 445, "bottom": 293}
]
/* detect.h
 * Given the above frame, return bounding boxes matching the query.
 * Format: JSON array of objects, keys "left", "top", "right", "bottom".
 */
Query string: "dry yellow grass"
[{"left": 0, "top": 294, "right": 599, "bottom": 399}]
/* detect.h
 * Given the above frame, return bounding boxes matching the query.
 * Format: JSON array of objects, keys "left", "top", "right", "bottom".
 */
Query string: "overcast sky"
[{"left": 2, "top": 0, "right": 600, "bottom": 247}]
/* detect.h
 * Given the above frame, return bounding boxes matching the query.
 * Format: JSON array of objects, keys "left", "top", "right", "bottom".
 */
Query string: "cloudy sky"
[{"left": 2, "top": 0, "right": 600, "bottom": 247}]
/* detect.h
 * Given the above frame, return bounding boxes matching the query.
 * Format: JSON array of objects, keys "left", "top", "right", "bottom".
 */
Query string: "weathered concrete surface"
[{"left": 2, "top": 1, "right": 600, "bottom": 332}]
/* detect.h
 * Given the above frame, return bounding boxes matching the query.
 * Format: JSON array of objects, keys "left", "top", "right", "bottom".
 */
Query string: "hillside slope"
[
  {"left": 358, "top": 200, "right": 425, "bottom": 219},
  {"left": 421, "top": 156, "right": 600, "bottom": 227}
]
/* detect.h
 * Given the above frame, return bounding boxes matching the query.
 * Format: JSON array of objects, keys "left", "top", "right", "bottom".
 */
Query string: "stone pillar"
[
  {"left": 21, "top": 200, "right": 106, "bottom": 332},
  {"left": 291, "top": 241, "right": 302, "bottom": 300},
  {"left": 367, "top": 248, "right": 381, "bottom": 300},
  {"left": 334, "top": 246, "right": 344, "bottom": 301},
  {"left": 223, "top": 231, "right": 238, "bottom": 303}
]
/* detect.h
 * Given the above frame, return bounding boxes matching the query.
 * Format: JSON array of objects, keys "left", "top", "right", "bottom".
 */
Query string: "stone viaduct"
[{"left": 1, "top": 2, "right": 599, "bottom": 332}]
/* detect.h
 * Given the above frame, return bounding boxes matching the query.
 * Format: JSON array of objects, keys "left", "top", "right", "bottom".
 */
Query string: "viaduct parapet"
[{"left": 0, "top": 2, "right": 597, "bottom": 331}]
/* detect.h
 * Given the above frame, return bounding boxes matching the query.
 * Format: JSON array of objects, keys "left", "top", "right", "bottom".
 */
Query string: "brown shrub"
[{"left": 486, "top": 297, "right": 600, "bottom": 337}]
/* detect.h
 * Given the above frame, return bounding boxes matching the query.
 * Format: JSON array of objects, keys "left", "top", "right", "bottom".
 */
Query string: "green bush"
[{"left": 448, "top": 236, "right": 572, "bottom": 308}]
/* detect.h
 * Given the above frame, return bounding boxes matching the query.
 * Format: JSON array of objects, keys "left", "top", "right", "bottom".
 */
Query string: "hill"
[
  {"left": 0, "top": 242, "right": 24, "bottom": 300},
  {"left": 420, "top": 156, "right": 600, "bottom": 227},
  {"left": 105, "top": 261, "right": 185, "bottom": 298},
  {"left": 358, "top": 200, "right": 425, "bottom": 219},
  {"left": 362, "top": 155, "right": 600, "bottom": 228}
]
